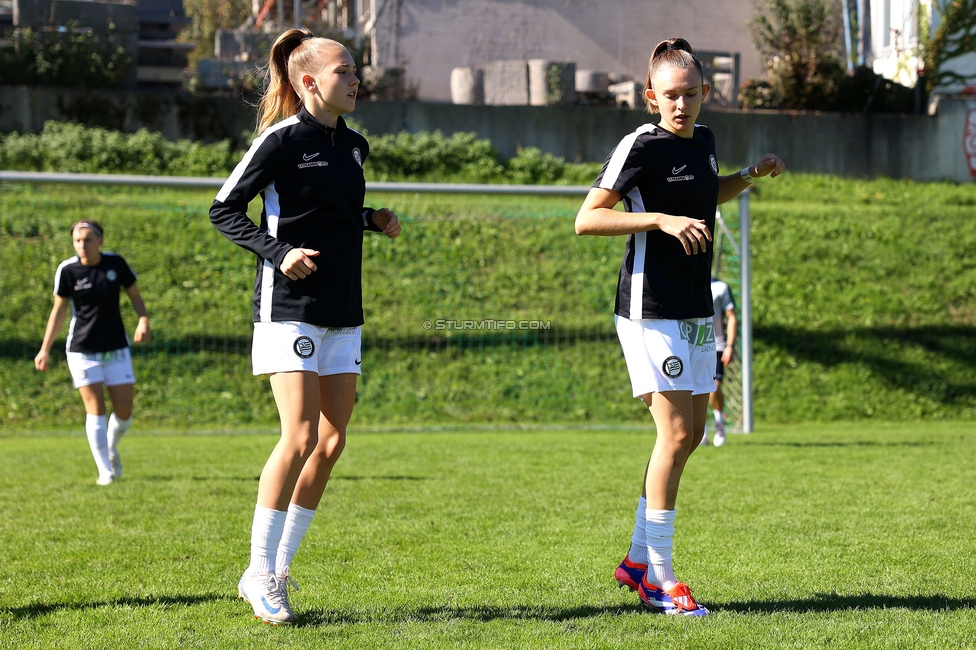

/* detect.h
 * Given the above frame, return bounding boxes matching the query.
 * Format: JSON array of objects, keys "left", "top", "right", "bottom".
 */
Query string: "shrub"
[
  {"left": 1, "top": 120, "right": 600, "bottom": 184},
  {"left": 0, "top": 23, "right": 131, "bottom": 88},
  {"left": 0, "top": 122, "right": 237, "bottom": 176}
]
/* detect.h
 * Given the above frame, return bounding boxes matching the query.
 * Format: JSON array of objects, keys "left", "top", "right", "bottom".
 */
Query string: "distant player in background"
[
  {"left": 34, "top": 220, "right": 152, "bottom": 486},
  {"left": 702, "top": 276, "right": 737, "bottom": 447},
  {"left": 211, "top": 28, "right": 401, "bottom": 625},
  {"left": 576, "top": 37, "right": 784, "bottom": 616}
]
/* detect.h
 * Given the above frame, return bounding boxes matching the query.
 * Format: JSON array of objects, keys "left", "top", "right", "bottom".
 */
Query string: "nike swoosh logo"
[
  {"left": 260, "top": 596, "right": 281, "bottom": 614},
  {"left": 672, "top": 165, "right": 687, "bottom": 174},
  {"left": 303, "top": 152, "right": 320, "bottom": 161},
  {"left": 355, "top": 358, "right": 362, "bottom": 365}
]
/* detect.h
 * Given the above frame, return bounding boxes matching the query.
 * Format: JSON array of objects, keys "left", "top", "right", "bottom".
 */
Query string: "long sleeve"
[{"left": 210, "top": 129, "right": 294, "bottom": 269}]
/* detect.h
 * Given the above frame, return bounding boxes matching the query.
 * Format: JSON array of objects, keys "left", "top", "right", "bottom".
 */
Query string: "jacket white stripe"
[
  {"left": 215, "top": 116, "right": 299, "bottom": 203},
  {"left": 259, "top": 182, "right": 281, "bottom": 323}
]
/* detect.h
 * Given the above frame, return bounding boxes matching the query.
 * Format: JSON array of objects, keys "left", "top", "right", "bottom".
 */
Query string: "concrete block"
[
  {"left": 576, "top": 70, "right": 610, "bottom": 93},
  {"left": 609, "top": 80, "right": 641, "bottom": 109},
  {"left": 528, "top": 60, "right": 576, "bottom": 106},
  {"left": 450, "top": 67, "right": 484, "bottom": 105},
  {"left": 484, "top": 60, "right": 529, "bottom": 106}
]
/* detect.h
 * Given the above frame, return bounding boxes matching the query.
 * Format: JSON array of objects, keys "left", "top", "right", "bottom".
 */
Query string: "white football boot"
[{"left": 238, "top": 572, "right": 296, "bottom": 624}]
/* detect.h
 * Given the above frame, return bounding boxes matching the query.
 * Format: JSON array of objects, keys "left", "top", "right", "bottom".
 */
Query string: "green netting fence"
[{"left": 1, "top": 175, "right": 743, "bottom": 431}]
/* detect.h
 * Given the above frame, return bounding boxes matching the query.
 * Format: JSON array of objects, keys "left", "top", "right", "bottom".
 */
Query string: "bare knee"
[{"left": 315, "top": 428, "right": 346, "bottom": 461}]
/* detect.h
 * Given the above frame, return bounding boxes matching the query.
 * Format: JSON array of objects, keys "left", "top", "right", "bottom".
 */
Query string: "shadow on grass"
[
  {"left": 332, "top": 475, "right": 429, "bottom": 481},
  {"left": 716, "top": 592, "right": 976, "bottom": 614},
  {"left": 1, "top": 593, "right": 231, "bottom": 621},
  {"left": 745, "top": 441, "right": 939, "bottom": 448},
  {"left": 294, "top": 593, "right": 976, "bottom": 626},
  {"left": 296, "top": 603, "right": 644, "bottom": 627}
]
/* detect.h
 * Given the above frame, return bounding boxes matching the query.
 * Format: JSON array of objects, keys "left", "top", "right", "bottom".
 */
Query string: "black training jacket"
[{"left": 210, "top": 109, "right": 382, "bottom": 327}]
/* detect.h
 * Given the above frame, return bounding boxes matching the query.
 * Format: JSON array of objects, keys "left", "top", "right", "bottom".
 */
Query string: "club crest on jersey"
[
  {"left": 294, "top": 336, "right": 315, "bottom": 359},
  {"left": 106, "top": 269, "right": 117, "bottom": 282},
  {"left": 662, "top": 356, "right": 684, "bottom": 378},
  {"left": 352, "top": 147, "right": 363, "bottom": 167},
  {"left": 709, "top": 155, "right": 718, "bottom": 174}
]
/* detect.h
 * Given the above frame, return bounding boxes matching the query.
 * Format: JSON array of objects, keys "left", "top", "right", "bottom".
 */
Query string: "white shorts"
[
  {"left": 66, "top": 347, "right": 135, "bottom": 389},
  {"left": 615, "top": 315, "right": 717, "bottom": 397},
  {"left": 252, "top": 321, "right": 363, "bottom": 376}
]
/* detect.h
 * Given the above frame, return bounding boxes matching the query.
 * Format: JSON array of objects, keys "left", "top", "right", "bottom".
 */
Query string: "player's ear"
[
  {"left": 701, "top": 82, "right": 711, "bottom": 100},
  {"left": 644, "top": 87, "right": 657, "bottom": 109}
]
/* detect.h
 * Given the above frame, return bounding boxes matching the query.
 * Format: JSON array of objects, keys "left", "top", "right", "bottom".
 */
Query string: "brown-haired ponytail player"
[
  {"left": 575, "top": 38, "right": 784, "bottom": 616},
  {"left": 34, "top": 220, "right": 152, "bottom": 486},
  {"left": 211, "top": 29, "right": 401, "bottom": 624}
]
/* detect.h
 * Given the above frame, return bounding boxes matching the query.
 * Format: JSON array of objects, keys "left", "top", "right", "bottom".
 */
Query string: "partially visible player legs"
[
  {"left": 709, "top": 352, "right": 726, "bottom": 447},
  {"left": 615, "top": 468, "right": 650, "bottom": 591},
  {"left": 637, "top": 390, "right": 710, "bottom": 616},
  {"left": 239, "top": 370, "right": 321, "bottom": 625},
  {"left": 78, "top": 383, "right": 114, "bottom": 485},
  {"left": 105, "top": 383, "right": 134, "bottom": 479},
  {"left": 277, "top": 373, "right": 356, "bottom": 579}
]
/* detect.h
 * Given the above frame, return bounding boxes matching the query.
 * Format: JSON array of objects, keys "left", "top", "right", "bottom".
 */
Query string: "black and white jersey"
[
  {"left": 595, "top": 123, "right": 720, "bottom": 320},
  {"left": 53, "top": 253, "right": 136, "bottom": 353},
  {"left": 711, "top": 278, "right": 735, "bottom": 351},
  {"left": 210, "top": 109, "right": 383, "bottom": 328}
]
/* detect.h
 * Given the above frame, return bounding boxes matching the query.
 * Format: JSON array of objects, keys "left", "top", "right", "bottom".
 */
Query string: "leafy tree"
[
  {"left": 0, "top": 23, "right": 131, "bottom": 88},
  {"left": 180, "top": 0, "right": 253, "bottom": 67},
  {"left": 921, "top": 0, "right": 976, "bottom": 96},
  {"left": 748, "top": 0, "right": 846, "bottom": 110}
]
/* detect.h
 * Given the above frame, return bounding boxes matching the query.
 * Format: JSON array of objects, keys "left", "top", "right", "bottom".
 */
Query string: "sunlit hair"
[
  {"left": 256, "top": 28, "right": 349, "bottom": 133},
  {"left": 72, "top": 220, "right": 104, "bottom": 238},
  {"left": 643, "top": 38, "right": 704, "bottom": 115}
]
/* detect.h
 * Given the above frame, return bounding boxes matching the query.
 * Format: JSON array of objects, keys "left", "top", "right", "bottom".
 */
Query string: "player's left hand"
[
  {"left": 134, "top": 317, "right": 152, "bottom": 343},
  {"left": 721, "top": 345, "right": 734, "bottom": 366},
  {"left": 750, "top": 153, "right": 786, "bottom": 179},
  {"left": 374, "top": 208, "right": 401, "bottom": 239}
]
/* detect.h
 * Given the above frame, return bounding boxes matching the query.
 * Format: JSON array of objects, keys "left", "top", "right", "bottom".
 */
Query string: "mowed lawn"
[{"left": 1, "top": 421, "right": 974, "bottom": 649}]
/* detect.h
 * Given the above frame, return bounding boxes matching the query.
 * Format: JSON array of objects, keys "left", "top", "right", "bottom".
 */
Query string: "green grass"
[
  {"left": 1, "top": 422, "right": 974, "bottom": 648},
  {"left": 1, "top": 173, "right": 975, "bottom": 428}
]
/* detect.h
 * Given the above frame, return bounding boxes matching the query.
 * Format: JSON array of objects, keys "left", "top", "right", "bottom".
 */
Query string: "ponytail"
[
  {"left": 257, "top": 29, "right": 312, "bottom": 133},
  {"left": 256, "top": 29, "right": 350, "bottom": 133},
  {"left": 643, "top": 38, "right": 704, "bottom": 115}
]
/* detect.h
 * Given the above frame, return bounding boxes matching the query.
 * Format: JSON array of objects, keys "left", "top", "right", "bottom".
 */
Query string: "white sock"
[
  {"left": 714, "top": 409, "right": 724, "bottom": 426},
  {"left": 645, "top": 509, "right": 677, "bottom": 589},
  {"left": 275, "top": 503, "right": 316, "bottom": 576},
  {"left": 628, "top": 496, "right": 649, "bottom": 564},
  {"left": 107, "top": 413, "right": 132, "bottom": 451},
  {"left": 247, "top": 505, "right": 287, "bottom": 576},
  {"left": 85, "top": 414, "right": 112, "bottom": 479}
]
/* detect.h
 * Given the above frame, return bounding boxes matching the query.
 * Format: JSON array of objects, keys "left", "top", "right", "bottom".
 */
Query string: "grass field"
[
  {"left": 2, "top": 173, "right": 974, "bottom": 429},
  {"left": 1, "top": 421, "right": 974, "bottom": 648}
]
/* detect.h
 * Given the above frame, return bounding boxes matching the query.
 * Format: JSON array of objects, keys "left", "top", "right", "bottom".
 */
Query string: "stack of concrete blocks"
[
  {"left": 609, "top": 80, "right": 641, "bottom": 109},
  {"left": 483, "top": 60, "right": 530, "bottom": 105},
  {"left": 528, "top": 60, "right": 575, "bottom": 106},
  {"left": 481, "top": 60, "right": 576, "bottom": 106},
  {"left": 450, "top": 67, "right": 484, "bottom": 105},
  {"left": 575, "top": 69, "right": 613, "bottom": 105}
]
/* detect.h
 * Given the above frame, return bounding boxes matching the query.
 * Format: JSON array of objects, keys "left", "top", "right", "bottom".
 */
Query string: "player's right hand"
[
  {"left": 660, "top": 215, "right": 711, "bottom": 255},
  {"left": 34, "top": 350, "right": 49, "bottom": 371},
  {"left": 280, "top": 248, "right": 320, "bottom": 280}
]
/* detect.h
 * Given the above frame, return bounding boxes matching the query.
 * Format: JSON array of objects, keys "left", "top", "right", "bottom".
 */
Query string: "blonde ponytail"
[{"left": 256, "top": 29, "right": 349, "bottom": 133}]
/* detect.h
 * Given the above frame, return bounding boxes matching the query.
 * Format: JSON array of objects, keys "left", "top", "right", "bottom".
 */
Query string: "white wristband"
[{"left": 740, "top": 166, "right": 757, "bottom": 183}]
